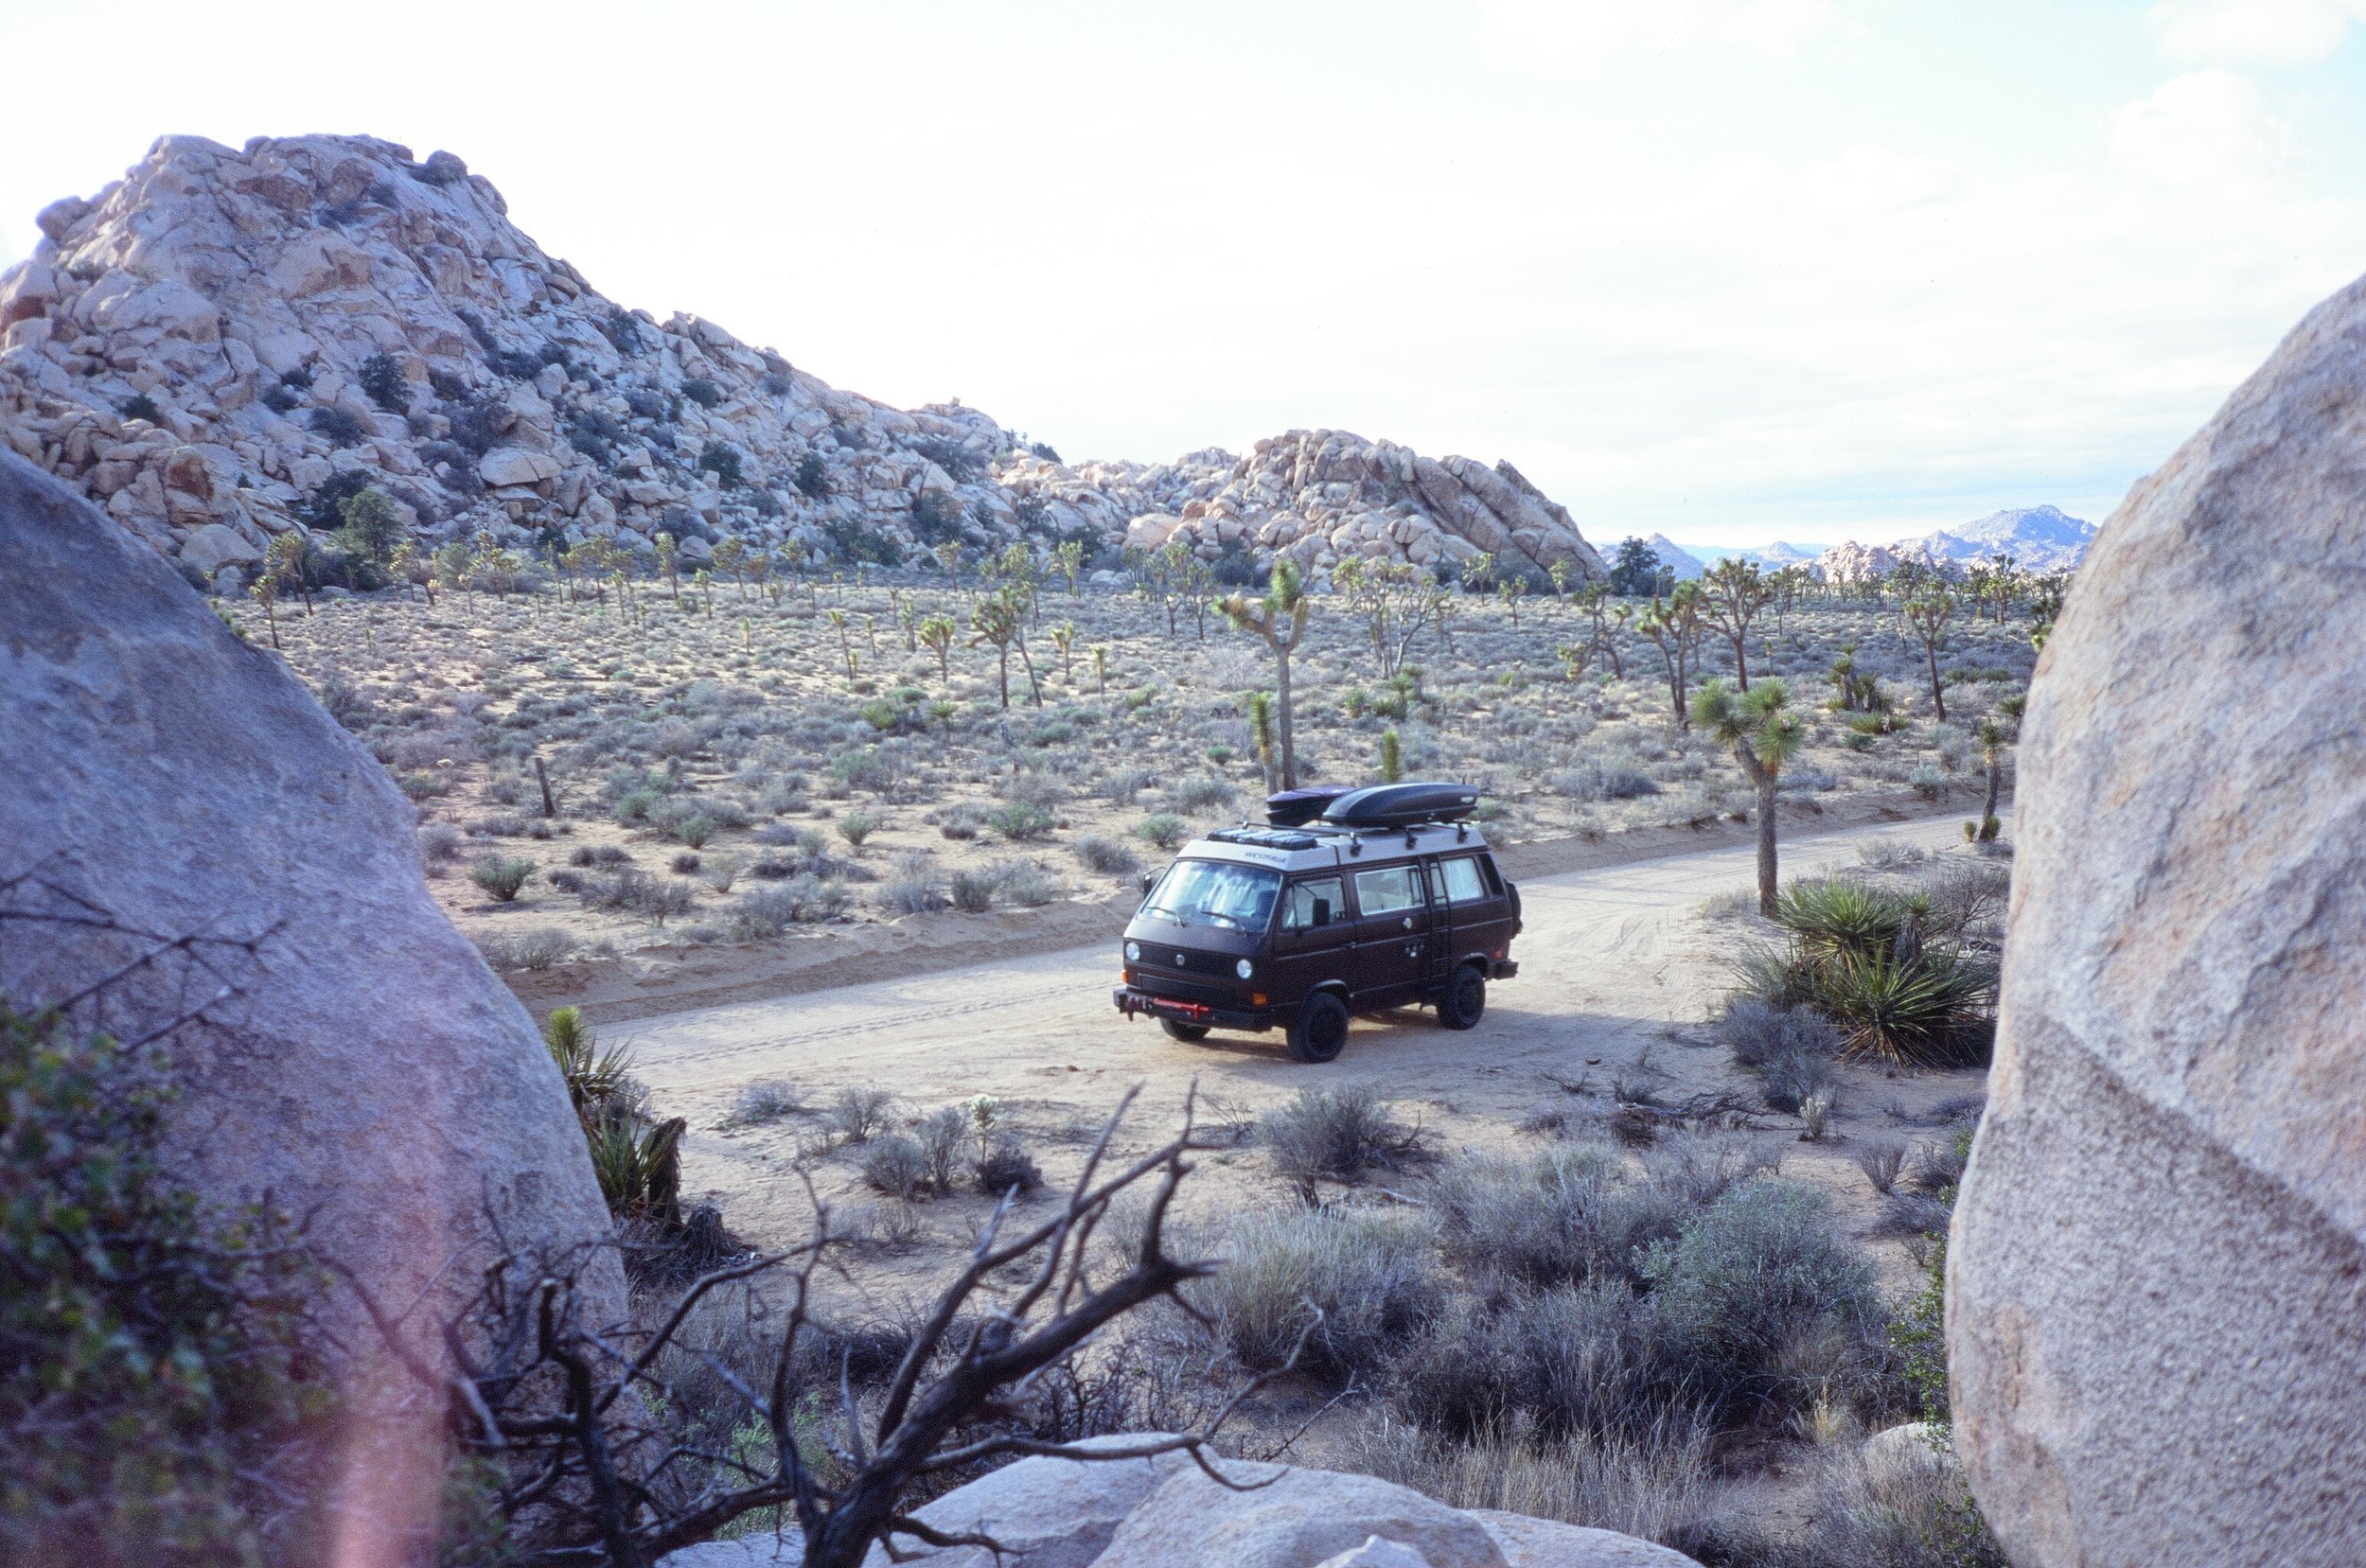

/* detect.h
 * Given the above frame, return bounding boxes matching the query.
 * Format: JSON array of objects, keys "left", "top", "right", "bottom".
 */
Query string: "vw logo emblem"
[{"left": 1174, "top": 953, "right": 1188, "bottom": 966}]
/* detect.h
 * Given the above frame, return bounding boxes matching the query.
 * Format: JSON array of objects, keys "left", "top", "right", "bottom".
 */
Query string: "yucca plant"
[
  {"left": 1773, "top": 879, "right": 1928, "bottom": 961},
  {"left": 1813, "top": 947, "right": 1994, "bottom": 1068},
  {"left": 587, "top": 1112, "right": 685, "bottom": 1224},
  {"left": 542, "top": 1006, "right": 636, "bottom": 1123}
]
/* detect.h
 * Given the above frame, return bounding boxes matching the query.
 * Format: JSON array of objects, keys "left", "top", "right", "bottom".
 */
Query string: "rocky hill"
[
  {"left": 0, "top": 134, "right": 1603, "bottom": 589},
  {"left": 1821, "top": 503, "right": 2092, "bottom": 584}
]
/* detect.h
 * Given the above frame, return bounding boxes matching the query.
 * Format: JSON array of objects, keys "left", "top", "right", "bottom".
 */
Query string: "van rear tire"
[
  {"left": 1159, "top": 1018, "right": 1211, "bottom": 1042},
  {"left": 1287, "top": 993, "right": 1350, "bottom": 1063},
  {"left": 1439, "top": 964, "right": 1487, "bottom": 1031}
]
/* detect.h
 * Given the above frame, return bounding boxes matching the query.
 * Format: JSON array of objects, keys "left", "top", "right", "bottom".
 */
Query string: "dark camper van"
[{"left": 1112, "top": 783, "right": 1522, "bottom": 1062}]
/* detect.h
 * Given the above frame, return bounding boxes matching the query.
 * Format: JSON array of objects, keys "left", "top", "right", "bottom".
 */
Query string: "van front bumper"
[{"left": 1113, "top": 987, "right": 1272, "bottom": 1033}]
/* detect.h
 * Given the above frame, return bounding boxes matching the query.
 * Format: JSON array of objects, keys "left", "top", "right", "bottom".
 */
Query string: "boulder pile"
[{"left": 0, "top": 134, "right": 1603, "bottom": 588}]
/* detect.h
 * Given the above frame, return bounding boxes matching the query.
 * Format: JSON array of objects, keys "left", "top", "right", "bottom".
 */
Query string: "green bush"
[
  {"left": 1750, "top": 879, "right": 1996, "bottom": 1067},
  {"left": 0, "top": 1005, "right": 331, "bottom": 1561},
  {"left": 470, "top": 855, "right": 537, "bottom": 902},
  {"left": 986, "top": 802, "right": 1054, "bottom": 841},
  {"left": 1196, "top": 1207, "right": 1440, "bottom": 1380},
  {"left": 1135, "top": 813, "right": 1187, "bottom": 851}
]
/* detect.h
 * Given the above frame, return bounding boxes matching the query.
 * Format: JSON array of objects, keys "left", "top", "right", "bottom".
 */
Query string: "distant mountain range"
[{"left": 1642, "top": 504, "right": 2092, "bottom": 584}]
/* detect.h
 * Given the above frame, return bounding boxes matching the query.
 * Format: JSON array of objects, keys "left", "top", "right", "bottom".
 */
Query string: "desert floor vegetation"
[
  {"left": 230, "top": 563, "right": 2035, "bottom": 977},
  {"left": 567, "top": 815, "right": 2011, "bottom": 1559}
]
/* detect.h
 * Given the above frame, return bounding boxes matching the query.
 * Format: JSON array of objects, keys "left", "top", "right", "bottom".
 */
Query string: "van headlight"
[
  {"left": 1235, "top": 959, "right": 1254, "bottom": 979},
  {"left": 1125, "top": 942, "right": 1141, "bottom": 962}
]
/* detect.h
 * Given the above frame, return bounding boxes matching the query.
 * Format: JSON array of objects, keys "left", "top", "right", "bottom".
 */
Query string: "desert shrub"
[
  {"left": 860, "top": 1135, "right": 930, "bottom": 1201},
  {"left": 728, "top": 877, "right": 850, "bottom": 937},
  {"left": 913, "top": 1107, "right": 968, "bottom": 1194},
  {"left": 829, "top": 749, "right": 898, "bottom": 793},
  {"left": 1908, "top": 765, "right": 1948, "bottom": 801},
  {"left": 880, "top": 865, "right": 945, "bottom": 915},
  {"left": 974, "top": 1136, "right": 1043, "bottom": 1196},
  {"left": 469, "top": 855, "right": 536, "bottom": 902},
  {"left": 1259, "top": 1085, "right": 1429, "bottom": 1194},
  {"left": 670, "top": 852, "right": 703, "bottom": 875},
  {"left": 825, "top": 1085, "right": 896, "bottom": 1145},
  {"left": 1644, "top": 1179, "right": 1886, "bottom": 1422},
  {"left": 1390, "top": 1282, "right": 1691, "bottom": 1445},
  {"left": 721, "top": 1080, "right": 803, "bottom": 1129},
  {"left": 1760, "top": 1047, "right": 1840, "bottom": 1114},
  {"left": 309, "top": 405, "right": 366, "bottom": 445},
  {"left": 986, "top": 802, "right": 1053, "bottom": 841},
  {"left": 417, "top": 820, "right": 464, "bottom": 867},
  {"left": 476, "top": 926, "right": 575, "bottom": 972},
  {"left": 1, "top": 1006, "right": 334, "bottom": 1561},
  {"left": 1855, "top": 1138, "right": 1908, "bottom": 1194},
  {"left": 1551, "top": 758, "right": 1659, "bottom": 802},
  {"left": 836, "top": 810, "right": 882, "bottom": 847},
  {"left": 358, "top": 351, "right": 410, "bottom": 414},
  {"left": 680, "top": 377, "right": 722, "bottom": 408},
  {"left": 992, "top": 861, "right": 1060, "bottom": 907},
  {"left": 936, "top": 802, "right": 984, "bottom": 841},
  {"left": 1072, "top": 834, "right": 1139, "bottom": 876},
  {"left": 1711, "top": 995, "right": 1840, "bottom": 1069},
  {"left": 947, "top": 868, "right": 997, "bottom": 912},
  {"left": 579, "top": 868, "right": 697, "bottom": 924},
  {"left": 1105, "top": 768, "right": 1155, "bottom": 804},
  {"left": 1160, "top": 776, "right": 1235, "bottom": 815},
  {"left": 1346, "top": 1416, "right": 1712, "bottom": 1549},
  {"left": 1135, "top": 813, "right": 1188, "bottom": 851},
  {"left": 1429, "top": 1140, "right": 1766, "bottom": 1295},
  {"left": 697, "top": 441, "right": 744, "bottom": 487},
  {"left": 1197, "top": 1207, "right": 1440, "bottom": 1379}
]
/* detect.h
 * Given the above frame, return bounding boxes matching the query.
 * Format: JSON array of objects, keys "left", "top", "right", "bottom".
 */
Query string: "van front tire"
[
  {"left": 1439, "top": 964, "right": 1487, "bottom": 1031},
  {"left": 1287, "top": 993, "right": 1350, "bottom": 1063},
  {"left": 1160, "top": 1018, "right": 1211, "bottom": 1043}
]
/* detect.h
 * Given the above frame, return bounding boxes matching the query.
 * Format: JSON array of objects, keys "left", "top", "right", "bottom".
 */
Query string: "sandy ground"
[{"left": 608, "top": 802, "right": 1999, "bottom": 1317}]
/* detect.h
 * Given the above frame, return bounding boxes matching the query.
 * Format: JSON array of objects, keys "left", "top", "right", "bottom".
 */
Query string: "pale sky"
[{"left": 8, "top": 0, "right": 2366, "bottom": 547}]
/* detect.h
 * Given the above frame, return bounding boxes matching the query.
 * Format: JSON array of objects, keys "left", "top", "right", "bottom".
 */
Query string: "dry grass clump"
[{"left": 1259, "top": 1085, "right": 1433, "bottom": 1195}]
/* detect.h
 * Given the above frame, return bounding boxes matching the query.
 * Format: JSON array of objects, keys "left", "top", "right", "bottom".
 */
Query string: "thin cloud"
[{"left": 2150, "top": 0, "right": 2366, "bottom": 65}]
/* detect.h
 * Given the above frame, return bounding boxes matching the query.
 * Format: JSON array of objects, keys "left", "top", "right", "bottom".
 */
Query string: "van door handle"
[{"left": 1402, "top": 916, "right": 1413, "bottom": 929}]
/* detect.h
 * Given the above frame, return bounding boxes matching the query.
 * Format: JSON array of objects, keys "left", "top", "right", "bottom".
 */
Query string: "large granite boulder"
[
  {"left": 0, "top": 450, "right": 623, "bottom": 1349},
  {"left": 1948, "top": 272, "right": 2366, "bottom": 1565},
  {"left": 662, "top": 1438, "right": 1698, "bottom": 1568}
]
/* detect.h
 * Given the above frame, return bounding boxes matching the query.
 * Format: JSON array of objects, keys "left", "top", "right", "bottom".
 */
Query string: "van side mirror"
[
  {"left": 1312, "top": 897, "right": 1331, "bottom": 927},
  {"left": 1139, "top": 872, "right": 1156, "bottom": 896}
]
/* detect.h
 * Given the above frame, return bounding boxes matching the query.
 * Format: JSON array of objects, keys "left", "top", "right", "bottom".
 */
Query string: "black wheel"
[
  {"left": 1287, "top": 992, "right": 1350, "bottom": 1063},
  {"left": 1439, "top": 964, "right": 1487, "bottom": 1031},
  {"left": 1159, "top": 1018, "right": 1211, "bottom": 1043}
]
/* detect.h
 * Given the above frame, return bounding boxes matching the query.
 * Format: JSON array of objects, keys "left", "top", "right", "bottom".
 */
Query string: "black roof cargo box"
[
  {"left": 1265, "top": 785, "right": 1355, "bottom": 826},
  {"left": 1319, "top": 783, "right": 1480, "bottom": 830}
]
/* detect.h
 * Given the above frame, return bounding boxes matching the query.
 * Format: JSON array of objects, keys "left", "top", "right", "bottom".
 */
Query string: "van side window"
[
  {"left": 1353, "top": 865, "right": 1423, "bottom": 916},
  {"left": 1478, "top": 854, "right": 1505, "bottom": 895},
  {"left": 1282, "top": 876, "right": 1346, "bottom": 930},
  {"left": 1439, "top": 856, "right": 1486, "bottom": 903}
]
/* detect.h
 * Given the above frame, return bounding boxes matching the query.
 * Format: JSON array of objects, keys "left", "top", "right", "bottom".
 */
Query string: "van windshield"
[{"left": 1144, "top": 859, "right": 1281, "bottom": 932}]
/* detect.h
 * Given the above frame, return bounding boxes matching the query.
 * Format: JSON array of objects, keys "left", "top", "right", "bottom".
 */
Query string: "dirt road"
[{"left": 621, "top": 807, "right": 1996, "bottom": 1274}]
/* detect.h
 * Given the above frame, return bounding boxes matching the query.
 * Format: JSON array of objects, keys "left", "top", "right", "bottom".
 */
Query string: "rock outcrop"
[
  {"left": 662, "top": 1440, "right": 1695, "bottom": 1568},
  {"left": 0, "top": 134, "right": 1603, "bottom": 587},
  {"left": 0, "top": 449, "right": 623, "bottom": 1354},
  {"left": 1948, "top": 273, "right": 2366, "bottom": 1565}
]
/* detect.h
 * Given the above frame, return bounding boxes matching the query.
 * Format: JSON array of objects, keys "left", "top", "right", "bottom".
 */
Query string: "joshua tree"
[
  {"left": 1091, "top": 643, "right": 1109, "bottom": 696},
  {"left": 654, "top": 531, "right": 680, "bottom": 602},
  {"left": 1692, "top": 677, "right": 1807, "bottom": 915},
  {"left": 1496, "top": 573, "right": 1527, "bottom": 626},
  {"left": 1248, "top": 691, "right": 1278, "bottom": 793},
  {"left": 828, "top": 608, "right": 856, "bottom": 679},
  {"left": 1222, "top": 561, "right": 1312, "bottom": 789},
  {"left": 246, "top": 574, "right": 280, "bottom": 649},
  {"left": 1973, "top": 715, "right": 2010, "bottom": 841},
  {"left": 263, "top": 532, "right": 312, "bottom": 614},
  {"left": 1054, "top": 538, "right": 1086, "bottom": 596},
  {"left": 1901, "top": 590, "right": 1954, "bottom": 722},
  {"left": 1700, "top": 557, "right": 1773, "bottom": 690},
  {"left": 713, "top": 537, "right": 749, "bottom": 597},
  {"left": 1634, "top": 582, "right": 1706, "bottom": 731},
  {"left": 694, "top": 568, "right": 715, "bottom": 616},
  {"left": 969, "top": 587, "right": 1041, "bottom": 708},
  {"left": 1380, "top": 726, "right": 1404, "bottom": 784},
  {"left": 1051, "top": 623, "right": 1076, "bottom": 683},
  {"left": 918, "top": 613, "right": 957, "bottom": 683}
]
